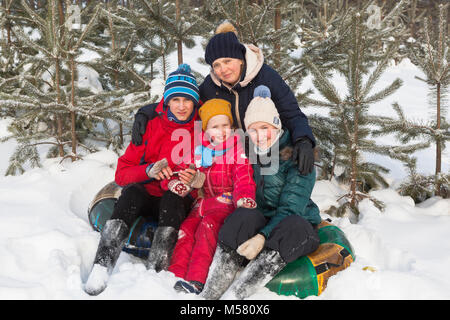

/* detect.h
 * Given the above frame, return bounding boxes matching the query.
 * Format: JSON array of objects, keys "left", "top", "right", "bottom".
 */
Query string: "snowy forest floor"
[{"left": 0, "top": 144, "right": 449, "bottom": 300}]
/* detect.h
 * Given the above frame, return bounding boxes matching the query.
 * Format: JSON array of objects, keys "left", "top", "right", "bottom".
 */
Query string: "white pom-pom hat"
[{"left": 244, "top": 85, "right": 282, "bottom": 131}]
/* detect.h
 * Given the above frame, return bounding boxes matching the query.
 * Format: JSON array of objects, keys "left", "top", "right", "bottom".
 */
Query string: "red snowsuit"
[
  {"left": 115, "top": 99, "right": 199, "bottom": 199},
  {"left": 168, "top": 133, "right": 256, "bottom": 284}
]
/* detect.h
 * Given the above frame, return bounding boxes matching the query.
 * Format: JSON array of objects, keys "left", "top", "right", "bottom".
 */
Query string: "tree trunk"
[
  {"left": 70, "top": 56, "right": 77, "bottom": 161},
  {"left": 330, "top": 150, "right": 337, "bottom": 181},
  {"left": 435, "top": 82, "right": 441, "bottom": 196},
  {"left": 55, "top": 58, "right": 64, "bottom": 158},
  {"left": 176, "top": 0, "right": 183, "bottom": 65},
  {"left": 108, "top": 5, "right": 124, "bottom": 146},
  {"left": 4, "top": 1, "right": 11, "bottom": 47},
  {"left": 161, "top": 36, "right": 167, "bottom": 80},
  {"left": 350, "top": 107, "right": 359, "bottom": 207},
  {"left": 274, "top": 3, "right": 281, "bottom": 69}
]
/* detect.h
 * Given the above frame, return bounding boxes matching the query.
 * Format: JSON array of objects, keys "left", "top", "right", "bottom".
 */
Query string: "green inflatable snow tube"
[{"left": 265, "top": 220, "right": 355, "bottom": 299}]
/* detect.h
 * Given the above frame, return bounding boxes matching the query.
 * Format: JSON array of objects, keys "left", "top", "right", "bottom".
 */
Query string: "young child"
[
  {"left": 200, "top": 85, "right": 321, "bottom": 300},
  {"left": 168, "top": 98, "right": 257, "bottom": 294}
]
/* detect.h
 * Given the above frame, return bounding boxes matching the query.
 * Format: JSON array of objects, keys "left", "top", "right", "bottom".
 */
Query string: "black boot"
[
  {"left": 84, "top": 219, "right": 129, "bottom": 296},
  {"left": 200, "top": 244, "right": 244, "bottom": 300},
  {"left": 221, "top": 249, "right": 287, "bottom": 300},
  {"left": 146, "top": 226, "right": 178, "bottom": 272}
]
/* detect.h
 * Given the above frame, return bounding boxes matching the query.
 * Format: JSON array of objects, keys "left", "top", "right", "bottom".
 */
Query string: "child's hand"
[
  {"left": 147, "top": 158, "right": 173, "bottom": 180},
  {"left": 179, "top": 167, "right": 206, "bottom": 188},
  {"left": 156, "top": 166, "right": 173, "bottom": 180},
  {"left": 178, "top": 168, "right": 197, "bottom": 185}
]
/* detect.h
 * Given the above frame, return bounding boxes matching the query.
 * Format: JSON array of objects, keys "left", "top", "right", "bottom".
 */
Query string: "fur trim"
[
  {"left": 216, "top": 21, "right": 238, "bottom": 35},
  {"left": 280, "top": 146, "right": 293, "bottom": 161}
]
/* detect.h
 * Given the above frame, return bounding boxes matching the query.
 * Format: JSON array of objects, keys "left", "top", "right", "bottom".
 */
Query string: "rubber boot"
[
  {"left": 200, "top": 244, "right": 244, "bottom": 300},
  {"left": 220, "top": 249, "right": 287, "bottom": 300},
  {"left": 146, "top": 226, "right": 178, "bottom": 272},
  {"left": 84, "top": 219, "right": 129, "bottom": 296}
]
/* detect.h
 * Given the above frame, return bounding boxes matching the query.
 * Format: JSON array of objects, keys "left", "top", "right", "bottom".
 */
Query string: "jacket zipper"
[{"left": 231, "top": 89, "right": 242, "bottom": 130}]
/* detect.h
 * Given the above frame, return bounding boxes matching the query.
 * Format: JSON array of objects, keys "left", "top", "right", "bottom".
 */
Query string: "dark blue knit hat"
[
  {"left": 163, "top": 64, "right": 200, "bottom": 106},
  {"left": 205, "top": 28, "right": 246, "bottom": 66}
]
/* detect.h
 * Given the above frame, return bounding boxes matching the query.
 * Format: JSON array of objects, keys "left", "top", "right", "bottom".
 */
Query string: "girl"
[
  {"left": 168, "top": 98, "right": 257, "bottom": 294},
  {"left": 201, "top": 85, "right": 322, "bottom": 300}
]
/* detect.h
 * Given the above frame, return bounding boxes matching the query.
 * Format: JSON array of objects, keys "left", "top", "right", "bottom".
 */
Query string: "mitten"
[
  {"left": 190, "top": 170, "right": 206, "bottom": 188},
  {"left": 168, "top": 179, "right": 192, "bottom": 197},
  {"left": 292, "top": 137, "right": 314, "bottom": 175},
  {"left": 236, "top": 198, "right": 257, "bottom": 209},
  {"left": 237, "top": 234, "right": 265, "bottom": 260},
  {"left": 131, "top": 112, "right": 149, "bottom": 146}
]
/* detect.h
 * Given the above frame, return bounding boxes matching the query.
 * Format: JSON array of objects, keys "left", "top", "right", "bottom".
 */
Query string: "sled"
[
  {"left": 265, "top": 219, "right": 355, "bottom": 298},
  {"left": 87, "top": 181, "right": 157, "bottom": 258}
]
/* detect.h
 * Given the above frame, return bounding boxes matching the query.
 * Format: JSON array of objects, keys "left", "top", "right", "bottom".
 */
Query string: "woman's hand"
[{"left": 237, "top": 234, "right": 265, "bottom": 260}]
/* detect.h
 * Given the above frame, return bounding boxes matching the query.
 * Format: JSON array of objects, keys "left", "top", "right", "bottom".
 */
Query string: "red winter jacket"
[
  {"left": 115, "top": 99, "right": 199, "bottom": 198},
  {"left": 196, "top": 133, "right": 256, "bottom": 206}
]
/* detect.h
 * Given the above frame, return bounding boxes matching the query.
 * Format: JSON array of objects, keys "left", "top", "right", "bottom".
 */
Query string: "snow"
[
  {"left": 1, "top": 128, "right": 449, "bottom": 300},
  {"left": 0, "top": 42, "right": 449, "bottom": 301}
]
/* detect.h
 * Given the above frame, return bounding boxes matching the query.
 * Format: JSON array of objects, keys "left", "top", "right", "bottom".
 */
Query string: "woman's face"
[
  {"left": 212, "top": 57, "right": 243, "bottom": 85},
  {"left": 247, "top": 121, "right": 279, "bottom": 150},
  {"left": 167, "top": 97, "right": 195, "bottom": 121},
  {"left": 206, "top": 114, "right": 232, "bottom": 144}
]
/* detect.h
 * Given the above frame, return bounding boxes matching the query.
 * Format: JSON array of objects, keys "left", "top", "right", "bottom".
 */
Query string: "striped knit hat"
[{"left": 163, "top": 64, "right": 200, "bottom": 107}]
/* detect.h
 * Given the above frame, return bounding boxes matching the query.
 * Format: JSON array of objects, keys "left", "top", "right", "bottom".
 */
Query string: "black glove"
[
  {"left": 292, "top": 137, "right": 314, "bottom": 175},
  {"left": 131, "top": 112, "right": 149, "bottom": 146}
]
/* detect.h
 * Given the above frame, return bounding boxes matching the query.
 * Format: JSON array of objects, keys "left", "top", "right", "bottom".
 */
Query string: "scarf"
[{"left": 167, "top": 107, "right": 195, "bottom": 124}]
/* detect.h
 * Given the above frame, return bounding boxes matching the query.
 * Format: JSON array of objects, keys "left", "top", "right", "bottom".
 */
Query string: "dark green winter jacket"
[{"left": 253, "top": 130, "right": 321, "bottom": 238}]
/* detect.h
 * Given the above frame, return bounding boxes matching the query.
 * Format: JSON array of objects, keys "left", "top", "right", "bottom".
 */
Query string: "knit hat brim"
[
  {"left": 244, "top": 85, "right": 281, "bottom": 130},
  {"left": 205, "top": 31, "right": 246, "bottom": 65},
  {"left": 198, "top": 99, "right": 233, "bottom": 131}
]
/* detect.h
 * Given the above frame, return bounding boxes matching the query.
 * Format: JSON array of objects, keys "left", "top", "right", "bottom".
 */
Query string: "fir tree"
[
  {"left": 301, "top": 1, "right": 425, "bottom": 218},
  {"left": 404, "top": 3, "right": 449, "bottom": 196},
  {"left": 133, "top": 0, "right": 201, "bottom": 77},
  {"left": 0, "top": 1, "right": 146, "bottom": 174}
]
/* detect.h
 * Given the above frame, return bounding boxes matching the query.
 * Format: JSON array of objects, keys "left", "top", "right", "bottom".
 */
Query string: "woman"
[
  {"left": 200, "top": 86, "right": 321, "bottom": 300},
  {"left": 132, "top": 22, "right": 316, "bottom": 176},
  {"left": 84, "top": 64, "right": 203, "bottom": 296}
]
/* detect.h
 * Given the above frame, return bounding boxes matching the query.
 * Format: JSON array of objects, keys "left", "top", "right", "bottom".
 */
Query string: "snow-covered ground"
[
  {"left": 0, "top": 42, "right": 449, "bottom": 300},
  {"left": 0, "top": 147, "right": 448, "bottom": 300}
]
